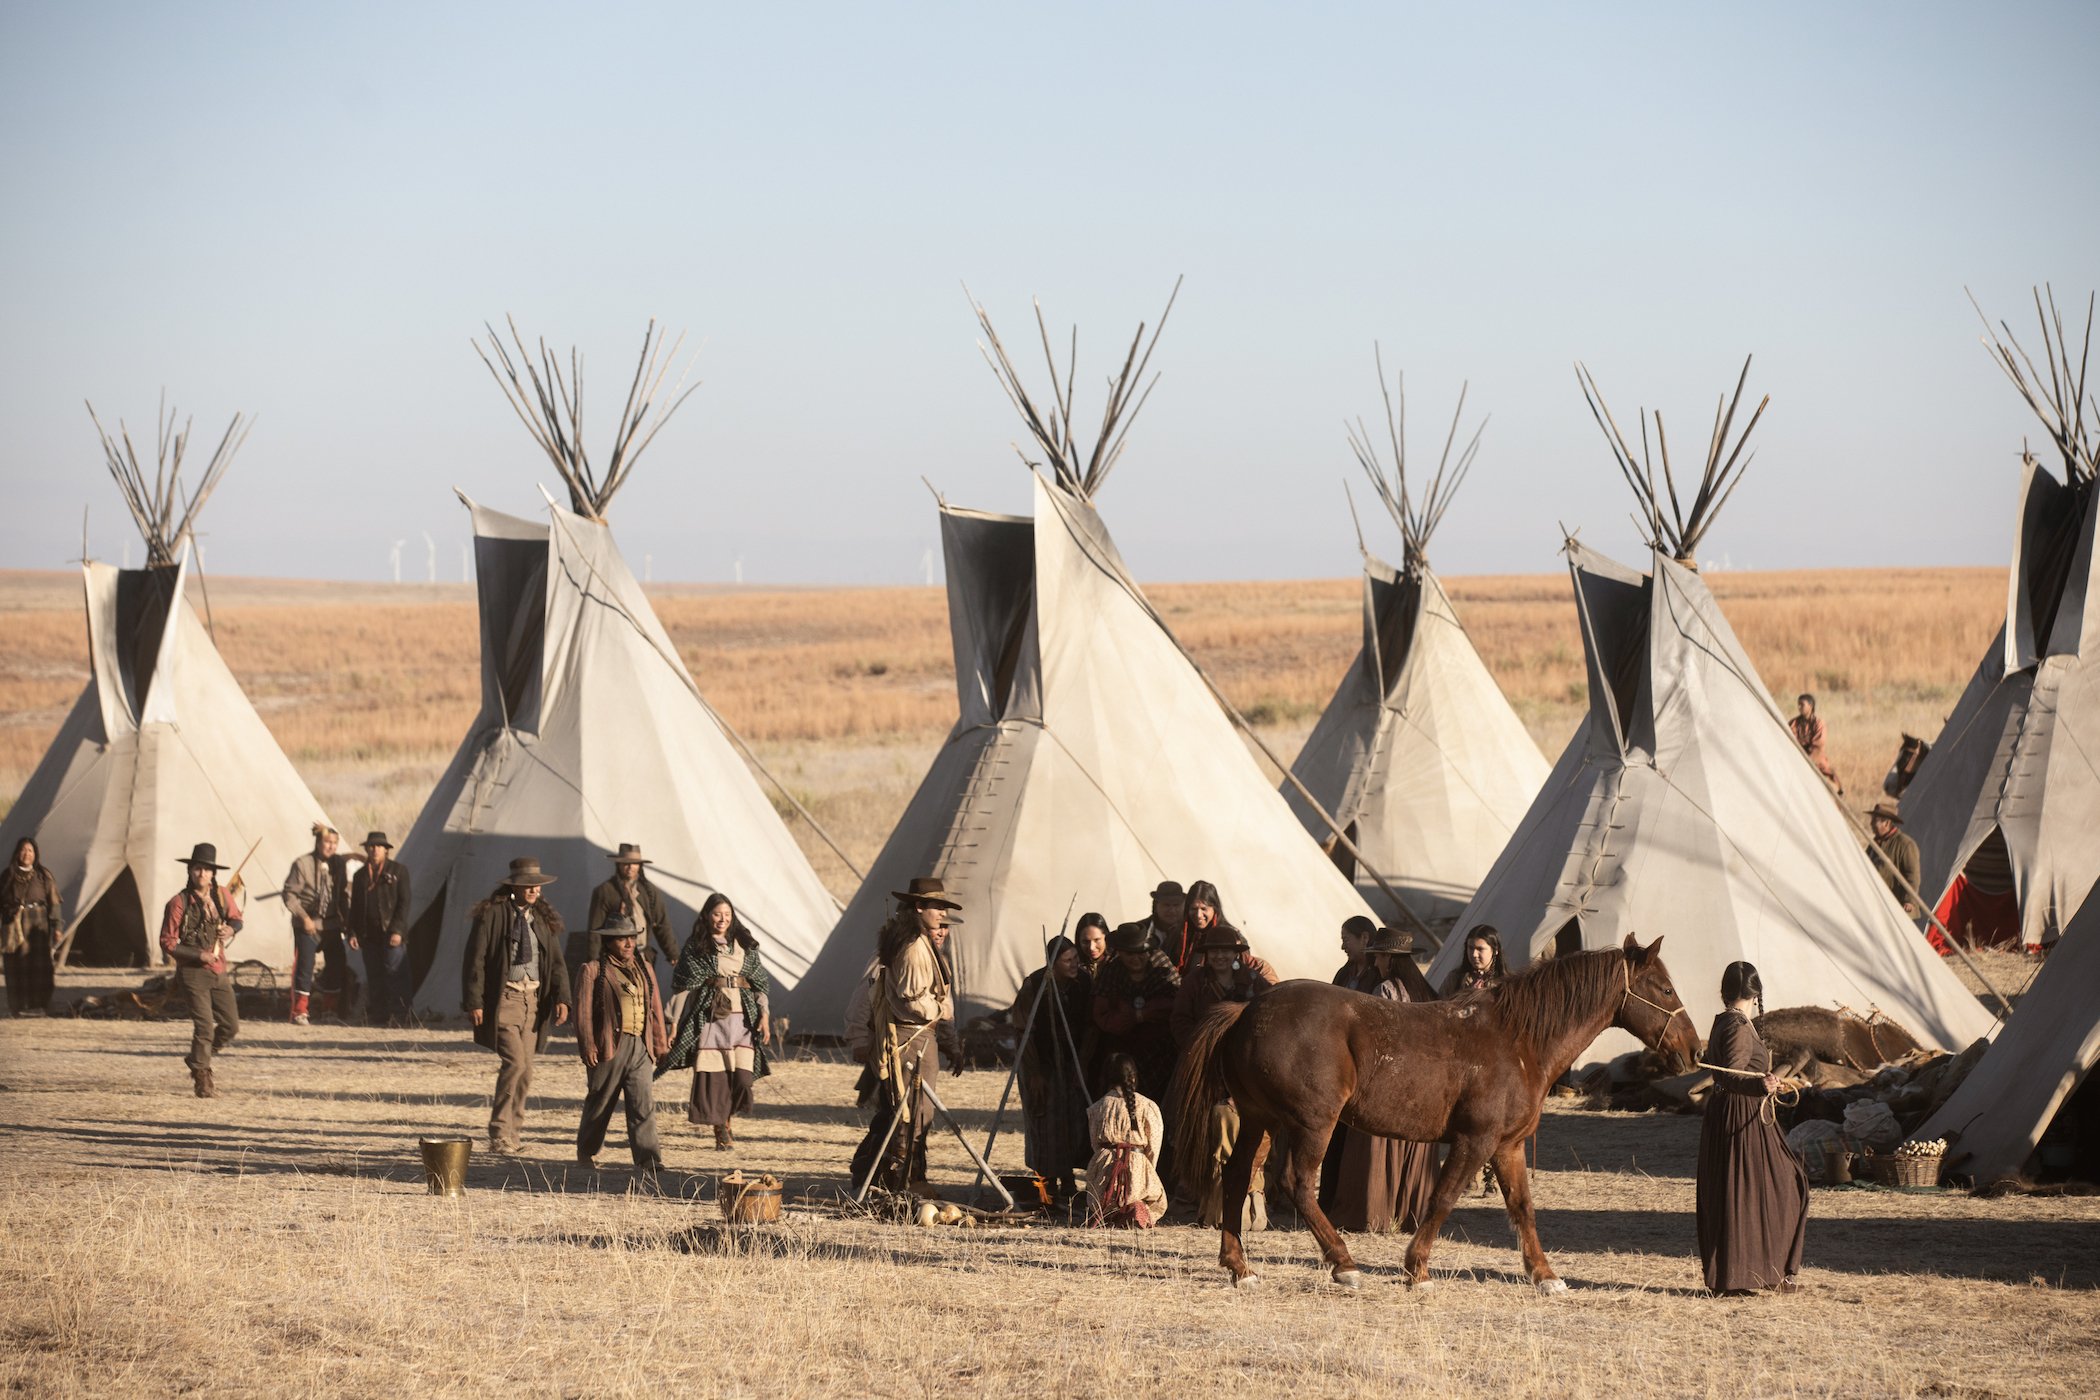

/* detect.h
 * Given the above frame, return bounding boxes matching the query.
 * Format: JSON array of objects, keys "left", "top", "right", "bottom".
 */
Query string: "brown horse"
[{"left": 1173, "top": 933, "right": 1700, "bottom": 1294}]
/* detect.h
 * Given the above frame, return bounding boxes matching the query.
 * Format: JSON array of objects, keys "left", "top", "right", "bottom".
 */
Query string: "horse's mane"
[{"left": 1485, "top": 946, "right": 1624, "bottom": 1048}]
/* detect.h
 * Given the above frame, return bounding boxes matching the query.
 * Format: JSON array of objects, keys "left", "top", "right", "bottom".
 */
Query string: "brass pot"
[{"left": 420, "top": 1136, "right": 472, "bottom": 1196}]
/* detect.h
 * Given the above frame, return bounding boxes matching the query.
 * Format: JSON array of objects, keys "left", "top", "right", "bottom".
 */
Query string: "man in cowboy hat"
[
  {"left": 573, "top": 912, "right": 668, "bottom": 1173},
  {"left": 347, "top": 832, "right": 413, "bottom": 1025},
  {"left": 463, "top": 856, "right": 571, "bottom": 1155},
  {"left": 1091, "top": 921, "right": 1180, "bottom": 1103},
  {"left": 583, "top": 843, "right": 672, "bottom": 983},
  {"left": 1112, "top": 880, "right": 1192, "bottom": 970},
  {"left": 1866, "top": 800, "right": 1922, "bottom": 918},
  {"left": 1169, "top": 923, "right": 1277, "bottom": 1049},
  {"left": 158, "top": 843, "right": 244, "bottom": 1098},
  {"left": 849, "top": 876, "right": 961, "bottom": 1193}
]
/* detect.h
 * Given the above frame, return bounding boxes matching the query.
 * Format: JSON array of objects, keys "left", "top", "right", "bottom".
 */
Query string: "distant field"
[{"left": 0, "top": 565, "right": 2002, "bottom": 898}]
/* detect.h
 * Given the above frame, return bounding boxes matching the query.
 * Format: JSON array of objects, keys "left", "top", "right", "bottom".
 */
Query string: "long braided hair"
[{"left": 1101, "top": 1051, "right": 1144, "bottom": 1146}]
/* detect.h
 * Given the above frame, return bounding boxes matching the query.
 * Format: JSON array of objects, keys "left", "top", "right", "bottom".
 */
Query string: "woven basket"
[
  {"left": 718, "top": 1179, "right": 783, "bottom": 1224},
  {"left": 1861, "top": 1152, "right": 1942, "bottom": 1188}
]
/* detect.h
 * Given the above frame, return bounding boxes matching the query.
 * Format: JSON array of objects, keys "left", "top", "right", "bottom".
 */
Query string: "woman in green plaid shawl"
[{"left": 658, "top": 892, "right": 771, "bottom": 1149}]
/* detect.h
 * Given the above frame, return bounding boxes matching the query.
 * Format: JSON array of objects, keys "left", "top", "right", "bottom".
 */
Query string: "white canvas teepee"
[
  {"left": 0, "top": 402, "right": 328, "bottom": 968},
  {"left": 1286, "top": 361, "right": 1548, "bottom": 924},
  {"left": 783, "top": 289, "right": 1378, "bottom": 1030},
  {"left": 1898, "top": 292, "right": 2100, "bottom": 946},
  {"left": 1920, "top": 874, "right": 2100, "bottom": 1186},
  {"left": 1428, "top": 363, "right": 1997, "bottom": 1056},
  {"left": 401, "top": 322, "right": 842, "bottom": 1016}
]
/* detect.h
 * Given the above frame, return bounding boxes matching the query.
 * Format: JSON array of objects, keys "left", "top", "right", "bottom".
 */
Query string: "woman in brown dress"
[
  {"left": 1697, "top": 960, "right": 1808, "bottom": 1295},
  {"left": 3, "top": 837, "right": 62, "bottom": 1016},
  {"left": 1329, "top": 928, "right": 1440, "bottom": 1233}
]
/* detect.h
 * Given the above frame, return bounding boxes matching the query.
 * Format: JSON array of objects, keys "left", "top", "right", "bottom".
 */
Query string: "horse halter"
[{"left": 1620, "top": 960, "right": 1687, "bottom": 1043}]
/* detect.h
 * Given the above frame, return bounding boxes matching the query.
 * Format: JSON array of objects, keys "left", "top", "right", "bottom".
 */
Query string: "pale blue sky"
[{"left": 2, "top": 1, "right": 2095, "bottom": 584}]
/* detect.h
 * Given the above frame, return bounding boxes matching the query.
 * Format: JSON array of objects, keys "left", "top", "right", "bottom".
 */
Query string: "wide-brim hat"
[
  {"left": 361, "top": 831, "right": 394, "bottom": 849},
  {"left": 177, "top": 842, "right": 228, "bottom": 870},
  {"left": 611, "top": 843, "right": 651, "bottom": 866},
  {"left": 1865, "top": 800, "right": 1904, "bottom": 826},
  {"left": 503, "top": 857, "right": 557, "bottom": 887},
  {"left": 1148, "top": 880, "right": 1186, "bottom": 901},
  {"left": 593, "top": 913, "right": 641, "bottom": 940},
  {"left": 1368, "top": 926, "right": 1414, "bottom": 955},
  {"left": 890, "top": 876, "right": 962, "bottom": 914},
  {"left": 1108, "top": 924, "right": 1152, "bottom": 953},
  {"left": 1196, "top": 924, "right": 1249, "bottom": 953}
]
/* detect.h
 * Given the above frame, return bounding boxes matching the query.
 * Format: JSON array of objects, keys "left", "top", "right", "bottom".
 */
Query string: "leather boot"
[
  {"left": 192, "top": 1067, "right": 216, "bottom": 1099},
  {"left": 714, "top": 1123, "right": 734, "bottom": 1151}
]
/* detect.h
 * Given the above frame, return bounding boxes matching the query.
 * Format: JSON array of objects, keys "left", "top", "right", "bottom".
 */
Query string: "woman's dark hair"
[
  {"left": 1720, "top": 960, "right": 1764, "bottom": 1017},
  {"left": 1185, "top": 879, "right": 1228, "bottom": 929},
  {"left": 877, "top": 904, "right": 922, "bottom": 966},
  {"left": 1102, "top": 1051, "right": 1142, "bottom": 1134},
  {"left": 11, "top": 837, "right": 45, "bottom": 874},
  {"left": 696, "top": 892, "right": 758, "bottom": 950},
  {"left": 1341, "top": 914, "right": 1377, "bottom": 940},
  {"left": 1465, "top": 925, "right": 1507, "bottom": 978},
  {"left": 1075, "top": 912, "right": 1109, "bottom": 939}
]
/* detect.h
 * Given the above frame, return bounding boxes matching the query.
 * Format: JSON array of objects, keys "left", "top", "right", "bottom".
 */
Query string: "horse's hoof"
[
  {"left": 1536, "top": 1277, "right": 1569, "bottom": 1297},
  {"left": 1407, "top": 1276, "right": 1435, "bottom": 1292},
  {"left": 1333, "top": 1269, "right": 1364, "bottom": 1289},
  {"left": 1233, "top": 1273, "right": 1263, "bottom": 1291}
]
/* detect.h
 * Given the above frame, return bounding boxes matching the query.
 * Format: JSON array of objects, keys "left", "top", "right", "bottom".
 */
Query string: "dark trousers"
[
  {"left": 361, "top": 937, "right": 410, "bottom": 1023},
  {"left": 4, "top": 925, "right": 55, "bottom": 1013},
  {"left": 577, "top": 1033, "right": 662, "bottom": 1167},
  {"left": 177, "top": 965, "right": 239, "bottom": 1072},
  {"left": 850, "top": 1032, "right": 934, "bottom": 1192},
  {"left": 292, "top": 927, "right": 320, "bottom": 994}
]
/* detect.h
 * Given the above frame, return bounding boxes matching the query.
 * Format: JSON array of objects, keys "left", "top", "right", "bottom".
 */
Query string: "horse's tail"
[{"left": 1170, "top": 999, "right": 1251, "bottom": 1187}]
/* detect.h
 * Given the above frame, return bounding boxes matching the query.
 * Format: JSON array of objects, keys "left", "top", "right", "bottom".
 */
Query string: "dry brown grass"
[
  {"left": 0, "top": 565, "right": 2003, "bottom": 898},
  {"left": 1, "top": 980, "right": 2094, "bottom": 1399}
]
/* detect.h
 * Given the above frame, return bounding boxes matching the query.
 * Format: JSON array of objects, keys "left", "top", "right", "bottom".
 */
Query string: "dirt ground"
[{"left": 2, "top": 971, "right": 2095, "bottom": 1399}]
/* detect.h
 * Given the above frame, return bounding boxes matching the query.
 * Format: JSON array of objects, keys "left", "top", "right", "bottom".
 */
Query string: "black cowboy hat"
[
  {"left": 890, "top": 876, "right": 963, "bottom": 914},
  {"left": 1147, "top": 880, "right": 1186, "bottom": 901},
  {"left": 361, "top": 831, "right": 394, "bottom": 849},
  {"left": 176, "top": 842, "right": 228, "bottom": 870},
  {"left": 502, "top": 857, "right": 557, "bottom": 887},
  {"left": 1196, "top": 924, "right": 1249, "bottom": 953},
  {"left": 1108, "top": 924, "right": 1152, "bottom": 953},
  {"left": 610, "top": 843, "right": 651, "bottom": 865}
]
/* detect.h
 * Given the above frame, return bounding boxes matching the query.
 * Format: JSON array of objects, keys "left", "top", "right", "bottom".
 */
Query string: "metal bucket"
[{"left": 420, "top": 1136, "right": 472, "bottom": 1196}]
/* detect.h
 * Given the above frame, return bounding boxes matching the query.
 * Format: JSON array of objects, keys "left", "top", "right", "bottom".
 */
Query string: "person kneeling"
[
  {"left": 575, "top": 914, "right": 669, "bottom": 1174},
  {"left": 1085, "top": 1053, "right": 1167, "bottom": 1228}
]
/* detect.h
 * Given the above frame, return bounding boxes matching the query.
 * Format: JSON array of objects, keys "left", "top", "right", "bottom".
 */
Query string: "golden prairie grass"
[
  {"left": 2, "top": 996, "right": 2096, "bottom": 1399},
  {"left": 0, "top": 566, "right": 2003, "bottom": 888}
]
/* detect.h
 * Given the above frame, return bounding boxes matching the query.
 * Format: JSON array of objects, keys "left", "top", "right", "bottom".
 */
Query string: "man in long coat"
[
  {"left": 850, "top": 877, "right": 961, "bottom": 1194},
  {"left": 582, "top": 843, "right": 673, "bottom": 981},
  {"left": 347, "top": 832, "right": 412, "bottom": 1025},
  {"left": 1091, "top": 924, "right": 1181, "bottom": 1102},
  {"left": 462, "top": 857, "right": 570, "bottom": 1155}
]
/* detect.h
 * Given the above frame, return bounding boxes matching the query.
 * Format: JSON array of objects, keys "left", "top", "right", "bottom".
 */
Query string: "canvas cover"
[
  {"left": 401, "top": 497, "right": 840, "bottom": 1015},
  {"left": 0, "top": 552, "right": 329, "bottom": 968},
  {"left": 1427, "top": 542, "right": 1996, "bottom": 1059},
  {"left": 785, "top": 474, "right": 1378, "bottom": 1031},
  {"left": 1920, "top": 874, "right": 2100, "bottom": 1185},
  {"left": 1899, "top": 461, "right": 2100, "bottom": 945},
  {"left": 1285, "top": 557, "right": 1548, "bottom": 923}
]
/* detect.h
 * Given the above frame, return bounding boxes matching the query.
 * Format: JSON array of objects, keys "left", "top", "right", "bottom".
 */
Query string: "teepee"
[
  {"left": 782, "top": 287, "right": 1378, "bottom": 1030},
  {"left": 1897, "top": 290, "right": 2100, "bottom": 948},
  {"left": 1920, "top": 873, "right": 2100, "bottom": 1186},
  {"left": 0, "top": 400, "right": 328, "bottom": 968},
  {"left": 1427, "top": 361, "right": 1997, "bottom": 1056},
  {"left": 401, "top": 321, "right": 843, "bottom": 1016},
  {"left": 1286, "top": 354, "right": 1549, "bottom": 925}
]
